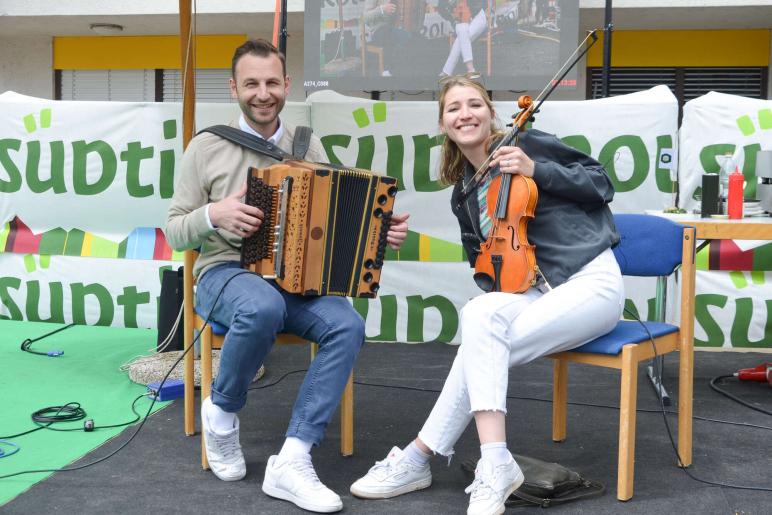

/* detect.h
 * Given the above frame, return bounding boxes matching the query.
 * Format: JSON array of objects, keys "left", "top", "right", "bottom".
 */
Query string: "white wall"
[{"left": 0, "top": 36, "right": 53, "bottom": 99}]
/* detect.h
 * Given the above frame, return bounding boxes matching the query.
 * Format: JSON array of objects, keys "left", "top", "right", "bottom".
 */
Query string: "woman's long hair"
[{"left": 437, "top": 76, "right": 505, "bottom": 186}]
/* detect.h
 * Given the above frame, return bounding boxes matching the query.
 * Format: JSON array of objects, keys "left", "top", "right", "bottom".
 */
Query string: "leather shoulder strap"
[
  {"left": 198, "top": 125, "right": 288, "bottom": 161},
  {"left": 292, "top": 126, "right": 313, "bottom": 159}
]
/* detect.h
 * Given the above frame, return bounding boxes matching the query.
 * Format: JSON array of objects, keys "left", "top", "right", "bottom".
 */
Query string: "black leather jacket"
[{"left": 450, "top": 129, "right": 620, "bottom": 289}]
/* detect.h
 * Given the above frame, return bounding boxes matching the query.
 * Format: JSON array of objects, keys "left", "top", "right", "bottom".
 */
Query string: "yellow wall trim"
[
  {"left": 587, "top": 30, "right": 770, "bottom": 67},
  {"left": 54, "top": 35, "right": 246, "bottom": 70}
]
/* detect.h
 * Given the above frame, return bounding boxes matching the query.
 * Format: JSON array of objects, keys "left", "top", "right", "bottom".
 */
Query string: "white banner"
[
  {"left": 679, "top": 91, "right": 772, "bottom": 212},
  {"left": 1, "top": 88, "right": 769, "bottom": 348}
]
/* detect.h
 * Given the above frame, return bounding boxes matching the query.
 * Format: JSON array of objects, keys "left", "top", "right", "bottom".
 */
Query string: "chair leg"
[
  {"left": 678, "top": 348, "right": 694, "bottom": 467},
  {"left": 201, "top": 325, "right": 213, "bottom": 471},
  {"left": 184, "top": 334, "right": 196, "bottom": 436},
  {"left": 340, "top": 372, "right": 354, "bottom": 457},
  {"left": 617, "top": 347, "right": 639, "bottom": 501},
  {"left": 552, "top": 359, "right": 568, "bottom": 442}
]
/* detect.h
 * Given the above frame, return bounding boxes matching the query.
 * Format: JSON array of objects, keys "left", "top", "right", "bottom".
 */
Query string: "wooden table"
[{"left": 645, "top": 211, "right": 772, "bottom": 240}]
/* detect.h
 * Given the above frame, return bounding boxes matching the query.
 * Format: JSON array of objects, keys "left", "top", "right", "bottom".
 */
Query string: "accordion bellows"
[{"left": 241, "top": 160, "right": 398, "bottom": 298}]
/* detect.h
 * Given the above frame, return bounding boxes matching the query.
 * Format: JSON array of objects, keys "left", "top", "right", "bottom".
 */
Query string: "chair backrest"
[
  {"left": 612, "top": 214, "right": 687, "bottom": 277},
  {"left": 612, "top": 214, "right": 696, "bottom": 353}
]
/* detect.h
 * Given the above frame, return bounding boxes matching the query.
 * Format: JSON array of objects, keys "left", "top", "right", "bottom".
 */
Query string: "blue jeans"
[{"left": 196, "top": 262, "right": 365, "bottom": 445}]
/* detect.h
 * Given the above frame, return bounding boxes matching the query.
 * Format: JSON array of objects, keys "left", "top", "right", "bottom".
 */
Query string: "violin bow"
[{"left": 458, "top": 30, "right": 600, "bottom": 203}]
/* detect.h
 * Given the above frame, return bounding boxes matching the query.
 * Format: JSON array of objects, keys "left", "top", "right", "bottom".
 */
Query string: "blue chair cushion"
[
  {"left": 571, "top": 320, "right": 678, "bottom": 355},
  {"left": 194, "top": 306, "right": 229, "bottom": 336}
]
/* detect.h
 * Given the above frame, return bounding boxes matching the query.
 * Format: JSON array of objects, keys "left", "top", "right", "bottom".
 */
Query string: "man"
[
  {"left": 362, "top": 0, "right": 420, "bottom": 77},
  {"left": 165, "top": 39, "right": 409, "bottom": 513}
]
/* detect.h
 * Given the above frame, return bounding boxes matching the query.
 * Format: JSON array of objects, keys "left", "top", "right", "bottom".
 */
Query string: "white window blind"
[
  {"left": 59, "top": 70, "right": 155, "bottom": 101},
  {"left": 162, "top": 69, "right": 234, "bottom": 103}
]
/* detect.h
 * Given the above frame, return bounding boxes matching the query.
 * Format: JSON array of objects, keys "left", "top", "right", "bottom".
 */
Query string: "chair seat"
[
  {"left": 571, "top": 320, "right": 678, "bottom": 355},
  {"left": 194, "top": 306, "right": 228, "bottom": 335}
]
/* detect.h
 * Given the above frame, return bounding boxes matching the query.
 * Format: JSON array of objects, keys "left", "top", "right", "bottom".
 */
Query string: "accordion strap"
[
  {"left": 198, "top": 125, "right": 289, "bottom": 161},
  {"left": 292, "top": 126, "right": 313, "bottom": 159}
]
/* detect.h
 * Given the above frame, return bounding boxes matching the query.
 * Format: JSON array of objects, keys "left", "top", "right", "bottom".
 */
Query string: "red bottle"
[{"left": 727, "top": 167, "right": 744, "bottom": 219}]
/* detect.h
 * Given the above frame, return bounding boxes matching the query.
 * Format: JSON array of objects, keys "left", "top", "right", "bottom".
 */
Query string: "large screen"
[{"left": 303, "top": 0, "right": 580, "bottom": 92}]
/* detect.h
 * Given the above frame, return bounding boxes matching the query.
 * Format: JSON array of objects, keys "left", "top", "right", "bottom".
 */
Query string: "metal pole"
[
  {"left": 279, "top": 0, "right": 288, "bottom": 57},
  {"left": 601, "top": 0, "right": 613, "bottom": 97}
]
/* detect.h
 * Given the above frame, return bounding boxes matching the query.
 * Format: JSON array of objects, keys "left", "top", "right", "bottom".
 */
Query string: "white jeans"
[
  {"left": 442, "top": 9, "right": 488, "bottom": 75},
  {"left": 417, "top": 248, "right": 625, "bottom": 456}
]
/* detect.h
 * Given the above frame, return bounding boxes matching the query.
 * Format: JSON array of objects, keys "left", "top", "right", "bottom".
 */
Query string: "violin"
[
  {"left": 473, "top": 96, "right": 538, "bottom": 293},
  {"left": 466, "top": 31, "right": 599, "bottom": 293},
  {"left": 452, "top": 0, "right": 472, "bottom": 23}
]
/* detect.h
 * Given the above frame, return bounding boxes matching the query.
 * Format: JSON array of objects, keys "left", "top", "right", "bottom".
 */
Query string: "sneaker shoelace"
[
  {"left": 464, "top": 472, "right": 496, "bottom": 501},
  {"left": 369, "top": 455, "right": 404, "bottom": 480},
  {"left": 290, "top": 459, "right": 323, "bottom": 487},
  {"left": 210, "top": 431, "right": 242, "bottom": 463}
]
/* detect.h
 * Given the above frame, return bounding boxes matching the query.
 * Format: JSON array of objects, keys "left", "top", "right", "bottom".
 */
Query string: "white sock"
[
  {"left": 480, "top": 442, "right": 511, "bottom": 466},
  {"left": 404, "top": 441, "right": 432, "bottom": 467},
  {"left": 206, "top": 401, "right": 236, "bottom": 434},
  {"left": 277, "top": 436, "right": 313, "bottom": 463}
]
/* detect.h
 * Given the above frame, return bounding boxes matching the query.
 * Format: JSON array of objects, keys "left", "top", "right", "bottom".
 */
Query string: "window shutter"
[
  {"left": 59, "top": 70, "right": 155, "bottom": 101},
  {"left": 162, "top": 69, "right": 234, "bottom": 103}
]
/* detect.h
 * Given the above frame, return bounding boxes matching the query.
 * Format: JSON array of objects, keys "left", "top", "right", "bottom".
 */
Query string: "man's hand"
[
  {"left": 381, "top": 2, "right": 397, "bottom": 15},
  {"left": 386, "top": 213, "right": 409, "bottom": 250},
  {"left": 208, "top": 182, "right": 264, "bottom": 237}
]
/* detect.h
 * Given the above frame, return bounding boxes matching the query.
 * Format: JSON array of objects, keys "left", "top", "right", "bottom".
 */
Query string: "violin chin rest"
[{"left": 473, "top": 272, "right": 494, "bottom": 293}]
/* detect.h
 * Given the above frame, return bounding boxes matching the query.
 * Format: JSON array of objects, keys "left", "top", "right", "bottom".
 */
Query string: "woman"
[
  {"left": 350, "top": 76, "right": 625, "bottom": 515},
  {"left": 439, "top": 0, "right": 488, "bottom": 78}
]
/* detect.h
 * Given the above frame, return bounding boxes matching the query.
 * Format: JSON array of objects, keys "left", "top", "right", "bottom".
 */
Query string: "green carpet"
[{"left": 0, "top": 320, "right": 171, "bottom": 506}]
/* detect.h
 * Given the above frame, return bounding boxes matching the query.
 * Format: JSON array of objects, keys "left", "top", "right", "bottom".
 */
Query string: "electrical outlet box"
[{"left": 146, "top": 379, "right": 184, "bottom": 401}]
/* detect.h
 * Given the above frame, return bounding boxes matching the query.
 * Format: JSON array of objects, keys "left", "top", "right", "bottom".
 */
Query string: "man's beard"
[{"left": 241, "top": 98, "right": 285, "bottom": 129}]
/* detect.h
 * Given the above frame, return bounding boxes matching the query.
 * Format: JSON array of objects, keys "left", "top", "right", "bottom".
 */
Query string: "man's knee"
[{"left": 232, "top": 293, "right": 286, "bottom": 331}]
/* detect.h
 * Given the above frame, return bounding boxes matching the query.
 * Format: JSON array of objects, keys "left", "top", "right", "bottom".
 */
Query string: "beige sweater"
[{"left": 164, "top": 119, "right": 326, "bottom": 279}]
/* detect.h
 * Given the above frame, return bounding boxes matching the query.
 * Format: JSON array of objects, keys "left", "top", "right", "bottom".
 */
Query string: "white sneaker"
[
  {"left": 350, "top": 446, "right": 432, "bottom": 499},
  {"left": 201, "top": 397, "right": 246, "bottom": 481},
  {"left": 464, "top": 456, "right": 524, "bottom": 515},
  {"left": 262, "top": 455, "right": 343, "bottom": 513}
]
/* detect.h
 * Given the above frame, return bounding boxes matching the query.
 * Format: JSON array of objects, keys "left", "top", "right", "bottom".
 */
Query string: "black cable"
[
  {"left": 19, "top": 322, "right": 75, "bottom": 356},
  {"left": 31, "top": 403, "right": 86, "bottom": 425},
  {"left": 0, "top": 396, "right": 149, "bottom": 441},
  {"left": 709, "top": 374, "right": 772, "bottom": 416},
  {"left": 0, "top": 271, "right": 250, "bottom": 481},
  {"left": 248, "top": 369, "right": 308, "bottom": 390}
]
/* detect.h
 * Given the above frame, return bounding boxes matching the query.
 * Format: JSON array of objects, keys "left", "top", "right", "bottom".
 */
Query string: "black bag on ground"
[
  {"left": 157, "top": 267, "right": 184, "bottom": 352},
  {"left": 460, "top": 454, "right": 604, "bottom": 508}
]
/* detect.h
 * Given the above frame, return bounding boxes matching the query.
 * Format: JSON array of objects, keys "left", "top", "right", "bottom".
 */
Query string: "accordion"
[{"left": 240, "top": 160, "right": 398, "bottom": 298}]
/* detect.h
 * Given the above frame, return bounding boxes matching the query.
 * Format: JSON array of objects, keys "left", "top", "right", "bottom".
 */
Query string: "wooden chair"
[
  {"left": 181, "top": 249, "right": 354, "bottom": 470},
  {"left": 360, "top": 18, "right": 384, "bottom": 76},
  {"left": 447, "top": 0, "right": 495, "bottom": 76},
  {"left": 548, "top": 214, "right": 696, "bottom": 501}
]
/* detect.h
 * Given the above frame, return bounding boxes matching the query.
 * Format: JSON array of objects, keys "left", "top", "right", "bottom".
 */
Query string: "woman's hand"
[{"left": 490, "top": 146, "right": 534, "bottom": 177}]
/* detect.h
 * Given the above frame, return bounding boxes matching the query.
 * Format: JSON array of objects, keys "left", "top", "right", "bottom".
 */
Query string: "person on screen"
[
  {"left": 165, "top": 38, "right": 409, "bottom": 513},
  {"left": 438, "top": 0, "right": 489, "bottom": 78},
  {"left": 350, "top": 76, "right": 623, "bottom": 514},
  {"left": 362, "top": 0, "right": 421, "bottom": 77}
]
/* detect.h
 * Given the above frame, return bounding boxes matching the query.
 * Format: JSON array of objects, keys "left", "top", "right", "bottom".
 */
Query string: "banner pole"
[
  {"left": 272, "top": 0, "right": 281, "bottom": 47},
  {"left": 179, "top": 0, "right": 195, "bottom": 149}
]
